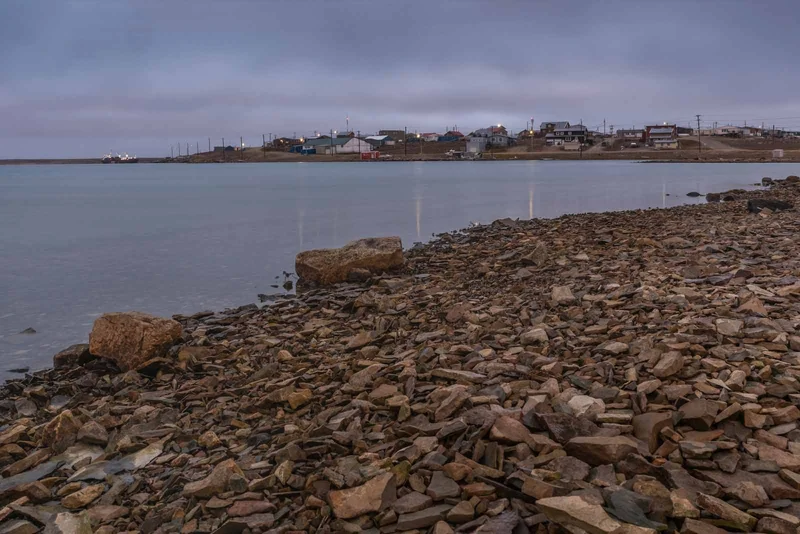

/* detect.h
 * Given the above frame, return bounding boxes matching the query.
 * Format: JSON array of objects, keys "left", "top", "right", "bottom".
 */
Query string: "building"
[
  {"left": 539, "top": 121, "right": 570, "bottom": 135},
  {"left": 616, "top": 129, "right": 645, "bottom": 141},
  {"left": 645, "top": 124, "right": 677, "bottom": 143},
  {"left": 546, "top": 124, "right": 589, "bottom": 146},
  {"left": 421, "top": 133, "right": 440, "bottom": 142},
  {"left": 213, "top": 145, "right": 236, "bottom": 152},
  {"left": 645, "top": 125, "right": 678, "bottom": 149},
  {"left": 302, "top": 137, "right": 372, "bottom": 154},
  {"left": 364, "top": 135, "right": 394, "bottom": 147},
  {"left": 379, "top": 130, "right": 407, "bottom": 143},
  {"left": 468, "top": 126, "right": 514, "bottom": 147},
  {"left": 444, "top": 130, "right": 464, "bottom": 138},
  {"left": 466, "top": 137, "right": 488, "bottom": 153}
]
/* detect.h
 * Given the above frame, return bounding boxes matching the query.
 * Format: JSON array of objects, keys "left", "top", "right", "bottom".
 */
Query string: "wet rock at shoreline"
[
  {"left": 88, "top": 311, "right": 182, "bottom": 371},
  {"left": 747, "top": 198, "right": 793, "bottom": 213},
  {"left": 295, "top": 236, "right": 404, "bottom": 285}
]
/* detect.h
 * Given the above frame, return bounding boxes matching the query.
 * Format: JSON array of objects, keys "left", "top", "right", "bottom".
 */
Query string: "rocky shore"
[{"left": 2, "top": 178, "right": 800, "bottom": 534}]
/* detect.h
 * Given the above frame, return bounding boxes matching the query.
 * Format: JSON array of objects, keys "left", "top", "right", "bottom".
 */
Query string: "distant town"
[{"left": 160, "top": 120, "right": 800, "bottom": 164}]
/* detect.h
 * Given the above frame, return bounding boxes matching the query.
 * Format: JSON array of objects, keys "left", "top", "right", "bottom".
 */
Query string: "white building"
[{"left": 302, "top": 137, "right": 372, "bottom": 154}]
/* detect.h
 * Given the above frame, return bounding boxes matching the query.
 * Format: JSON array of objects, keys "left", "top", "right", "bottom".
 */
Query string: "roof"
[
  {"left": 365, "top": 135, "right": 390, "bottom": 141},
  {"left": 303, "top": 137, "right": 351, "bottom": 147},
  {"left": 618, "top": 129, "right": 643, "bottom": 133},
  {"left": 445, "top": 131, "right": 464, "bottom": 136},
  {"left": 540, "top": 121, "right": 570, "bottom": 129},
  {"left": 555, "top": 125, "right": 588, "bottom": 133},
  {"left": 649, "top": 128, "right": 674, "bottom": 135},
  {"left": 421, "top": 132, "right": 439, "bottom": 136}
]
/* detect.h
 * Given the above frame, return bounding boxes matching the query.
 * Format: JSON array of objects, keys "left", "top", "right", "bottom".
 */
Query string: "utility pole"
[
  {"left": 262, "top": 134, "right": 266, "bottom": 157},
  {"left": 208, "top": 138, "right": 211, "bottom": 153},
  {"left": 186, "top": 143, "right": 189, "bottom": 156},
  {"left": 171, "top": 146, "right": 174, "bottom": 159},
  {"left": 603, "top": 119, "right": 606, "bottom": 136},
  {"left": 330, "top": 129, "right": 334, "bottom": 155},
  {"left": 222, "top": 138, "right": 225, "bottom": 161},
  {"left": 696, "top": 114, "right": 701, "bottom": 157},
  {"left": 178, "top": 144, "right": 181, "bottom": 157},
  {"left": 196, "top": 142, "right": 199, "bottom": 155},
  {"left": 404, "top": 127, "right": 407, "bottom": 157},
  {"left": 357, "top": 130, "right": 361, "bottom": 154},
  {"left": 419, "top": 133, "right": 422, "bottom": 155}
]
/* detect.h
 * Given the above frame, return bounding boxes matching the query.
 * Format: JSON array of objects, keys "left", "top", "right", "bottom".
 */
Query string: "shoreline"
[
  {"left": 3, "top": 151, "right": 800, "bottom": 165},
  {"left": 2, "top": 178, "right": 800, "bottom": 531}
]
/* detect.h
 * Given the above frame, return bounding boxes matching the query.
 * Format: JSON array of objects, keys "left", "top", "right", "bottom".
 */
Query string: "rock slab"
[
  {"left": 89, "top": 312, "right": 182, "bottom": 371},
  {"left": 295, "top": 236, "right": 404, "bottom": 285}
]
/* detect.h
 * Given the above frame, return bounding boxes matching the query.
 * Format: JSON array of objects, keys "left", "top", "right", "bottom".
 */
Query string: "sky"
[{"left": 1, "top": 0, "right": 800, "bottom": 158}]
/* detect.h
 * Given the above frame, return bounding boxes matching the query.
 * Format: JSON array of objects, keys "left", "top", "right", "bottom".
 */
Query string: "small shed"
[{"left": 773, "top": 149, "right": 785, "bottom": 159}]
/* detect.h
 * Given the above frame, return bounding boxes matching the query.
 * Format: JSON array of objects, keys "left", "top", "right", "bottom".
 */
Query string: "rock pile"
[{"left": 1, "top": 179, "right": 800, "bottom": 533}]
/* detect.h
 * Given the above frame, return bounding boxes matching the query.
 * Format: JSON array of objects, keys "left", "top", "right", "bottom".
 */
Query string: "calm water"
[{"left": 0, "top": 161, "right": 794, "bottom": 377}]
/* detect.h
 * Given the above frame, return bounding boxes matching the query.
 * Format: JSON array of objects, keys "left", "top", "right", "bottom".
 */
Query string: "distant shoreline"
[{"left": 2, "top": 152, "right": 799, "bottom": 165}]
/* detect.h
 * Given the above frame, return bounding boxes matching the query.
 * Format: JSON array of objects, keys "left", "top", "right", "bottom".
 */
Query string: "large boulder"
[
  {"left": 295, "top": 237, "right": 404, "bottom": 285},
  {"left": 88, "top": 312, "right": 182, "bottom": 371}
]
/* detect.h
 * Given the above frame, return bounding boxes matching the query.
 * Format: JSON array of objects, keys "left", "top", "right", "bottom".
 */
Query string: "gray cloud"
[{"left": 1, "top": 0, "right": 800, "bottom": 157}]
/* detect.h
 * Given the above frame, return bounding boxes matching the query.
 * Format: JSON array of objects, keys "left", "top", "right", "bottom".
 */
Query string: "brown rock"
[
  {"left": 328, "top": 471, "right": 396, "bottom": 519},
  {"left": 679, "top": 399, "right": 719, "bottom": 431},
  {"left": 681, "top": 518, "right": 729, "bottom": 534},
  {"left": 392, "top": 491, "right": 432, "bottom": 514},
  {"left": 228, "top": 500, "right": 275, "bottom": 517},
  {"left": 632, "top": 412, "right": 673, "bottom": 453},
  {"left": 696, "top": 493, "right": 756, "bottom": 530},
  {"left": 52, "top": 344, "right": 92, "bottom": 369},
  {"left": 42, "top": 410, "right": 81, "bottom": 454},
  {"left": 62, "top": 484, "right": 105, "bottom": 509},
  {"left": 77, "top": 421, "right": 108, "bottom": 446},
  {"left": 565, "top": 436, "right": 638, "bottom": 466},
  {"left": 653, "top": 351, "right": 684, "bottom": 378},
  {"left": 88, "top": 311, "right": 182, "bottom": 371},
  {"left": 536, "top": 495, "right": 623, "bottom": 534},
  {"left": 295, "top": 236, "right": 404, "bottom": 285},
  {"left": 86, "top": 505, "right": 129, "bottom": 523},
  {"left": 182, "top": 459, "right": 245, "bottom": 499}
]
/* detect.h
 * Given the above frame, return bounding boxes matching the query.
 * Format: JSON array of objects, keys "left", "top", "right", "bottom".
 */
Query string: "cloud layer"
[{"left": 2, "top": 0, "right": 799, "bottom": 158}]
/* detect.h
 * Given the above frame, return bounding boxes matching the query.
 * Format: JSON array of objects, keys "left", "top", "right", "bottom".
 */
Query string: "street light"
[{"left": 417, "top": 133, "right": 421, "bottom": 155}]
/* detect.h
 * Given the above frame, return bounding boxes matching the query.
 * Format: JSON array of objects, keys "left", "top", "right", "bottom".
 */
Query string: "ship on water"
[{"left": 101, "top": 152, "right": 138, "bottom": 164}]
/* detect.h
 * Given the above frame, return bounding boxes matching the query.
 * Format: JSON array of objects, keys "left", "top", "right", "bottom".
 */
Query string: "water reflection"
[
  {"left": 297, "top": 208, "right": 305, "bottom": 247},
  {"left": 415, "top": 197, "right": 421, "bottom": 239},
  {"left": 529, "top": 183, "right": 535, "bottom": 219}
]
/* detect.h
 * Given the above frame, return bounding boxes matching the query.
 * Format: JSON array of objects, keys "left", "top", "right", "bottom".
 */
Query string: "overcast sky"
[{"left": 1, "top": 0, "right": 799, "bottom": 158}]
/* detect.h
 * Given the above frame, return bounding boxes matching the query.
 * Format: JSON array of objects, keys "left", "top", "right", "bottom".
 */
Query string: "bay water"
[{"left": 1, "top": 161, "right": 794, "bottom": 378}]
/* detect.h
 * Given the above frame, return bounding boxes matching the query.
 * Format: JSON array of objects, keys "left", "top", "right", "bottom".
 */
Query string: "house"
[
  {"left": 379, "top": 130, "right": 407, "bottom": 143},
  {"left": 540, "top": 121, "right": 570, "bottom": 135},
  {"left": 302, "top": 137, "right": 372, "bottom": 154},
  {"left": 444, "top": 130, "right": 464, "bottom": 138},
  {"left": 421, "top": 133, "right": 440, "bottom": 142},
  {"left": 468, "top": 126, "right": 514, "bottom": 147},
  {"left": 645, "top": 125, "right": 678, "bottom": 149},
  {"left": 364, "top": 135, "right": 394, "bottom": 147},
  {"left": 616, "top": 129, "right": 645, "bottom": 141},
  {"left": 466, "top": 137, "right": 488, "bottom": 153},
  {"left": 546, "top": 124, "right": 589, "bottom": 146},
  {"left": 213, "top": 145, "right": 236, "bottom": 152}
]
